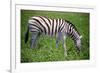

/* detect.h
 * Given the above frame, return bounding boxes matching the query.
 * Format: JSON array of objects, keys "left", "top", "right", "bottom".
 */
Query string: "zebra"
[{"left": 25, "top": 16, "right": 82, "bottom": 57}]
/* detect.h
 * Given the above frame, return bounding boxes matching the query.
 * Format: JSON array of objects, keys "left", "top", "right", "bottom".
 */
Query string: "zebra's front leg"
[
  {"left": 56, "top": 36, "right": 60, "bottom": 48},
  {"left": 30, "top": 32, "right": 38, "bottom": 48},
  {"left": 62, "top": 35, "right": 67, "bottom": 57},
  {"left": 56, "top": 32, "right": 62, "bottom": 48},
  {"left": 56, "top": 40, "right": 59, "bottom": 48}
]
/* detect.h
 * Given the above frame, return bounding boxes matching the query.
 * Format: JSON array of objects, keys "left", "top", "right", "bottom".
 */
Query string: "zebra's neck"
[
  {"left": 66, "top": 22, "right": 80, "bottom": 42},
  {"left": 70, "top": 29, "right": 80, "bottom": 42}
]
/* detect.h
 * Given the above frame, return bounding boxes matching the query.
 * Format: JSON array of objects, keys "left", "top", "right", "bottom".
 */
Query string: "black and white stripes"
[
  {"left": 25, "top": 16, "right": 82, "bottom": 57},
  {"left": 28, "top": 16, "right": 67, "bottom": 36}
]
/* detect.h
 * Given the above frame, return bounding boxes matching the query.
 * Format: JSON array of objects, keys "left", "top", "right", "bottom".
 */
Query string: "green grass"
[{"left": 21, "top": 10, "right": 90, "bottom": 63}]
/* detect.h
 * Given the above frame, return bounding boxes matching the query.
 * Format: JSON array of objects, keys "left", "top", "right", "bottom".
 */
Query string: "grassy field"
[{"left": 21, "top": 10, "right": 90, "bottom": 63}]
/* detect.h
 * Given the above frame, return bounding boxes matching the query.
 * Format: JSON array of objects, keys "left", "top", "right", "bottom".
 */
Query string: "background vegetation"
[{"left": 21, "top": 10, "right": 90, "bottom": 63}]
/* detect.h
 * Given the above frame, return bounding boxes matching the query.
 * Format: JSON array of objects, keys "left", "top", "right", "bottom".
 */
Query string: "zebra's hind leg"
[{"left": 30, "top": 32, "right": 39, "bottom": 49}]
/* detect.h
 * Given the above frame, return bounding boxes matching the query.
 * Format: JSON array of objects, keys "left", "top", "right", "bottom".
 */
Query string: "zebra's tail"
[{"left": 25, "top": 26, "right": 29, "bottom": 43}]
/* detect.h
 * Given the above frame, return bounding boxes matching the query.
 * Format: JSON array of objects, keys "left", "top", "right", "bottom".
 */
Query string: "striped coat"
[
  {"left": 28, "top": 16, "right": 66, "bottom": 36},
  {"left": 25, "top": 16, "right": 82, "bottom": 57}
]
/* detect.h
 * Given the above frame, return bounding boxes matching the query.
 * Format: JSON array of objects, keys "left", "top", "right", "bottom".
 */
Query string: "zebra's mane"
[
  {"left": 65, "top": 20, "right": 81, "bottom": 42},
  {"left": 65, "top": 20, "right": 80, "bottom": 36}
]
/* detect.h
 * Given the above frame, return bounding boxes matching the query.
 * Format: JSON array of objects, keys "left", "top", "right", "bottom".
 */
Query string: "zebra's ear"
[{"left": 80, "top": 35, "right": 82, "bottom": 39}]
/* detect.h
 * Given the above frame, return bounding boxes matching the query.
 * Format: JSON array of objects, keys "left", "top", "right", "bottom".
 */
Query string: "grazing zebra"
[{"left": 25, "top": 16, "right": 82, "bottom": 57}]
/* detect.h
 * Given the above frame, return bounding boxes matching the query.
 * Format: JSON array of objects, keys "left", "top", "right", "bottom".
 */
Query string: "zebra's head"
[
  {"left": 75, "top": 35, "right": 82, "bottom": 53},
  {"left": 65, "top": 20, "right": 82, "bottom": 53}
]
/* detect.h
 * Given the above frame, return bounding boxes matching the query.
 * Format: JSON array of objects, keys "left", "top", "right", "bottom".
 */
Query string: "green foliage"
[{"left": 21, "top": 10, "right": 90, "bottom": 63}]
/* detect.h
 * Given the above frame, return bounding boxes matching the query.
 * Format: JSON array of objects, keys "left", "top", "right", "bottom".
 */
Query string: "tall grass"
[{"left": 21, "top": 10, "right": 90, "bottom": 63}]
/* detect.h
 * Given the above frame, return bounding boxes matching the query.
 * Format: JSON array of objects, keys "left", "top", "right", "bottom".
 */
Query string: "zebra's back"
[{"left": 28, "top": 16, "right": 66, "bottom": 36}]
